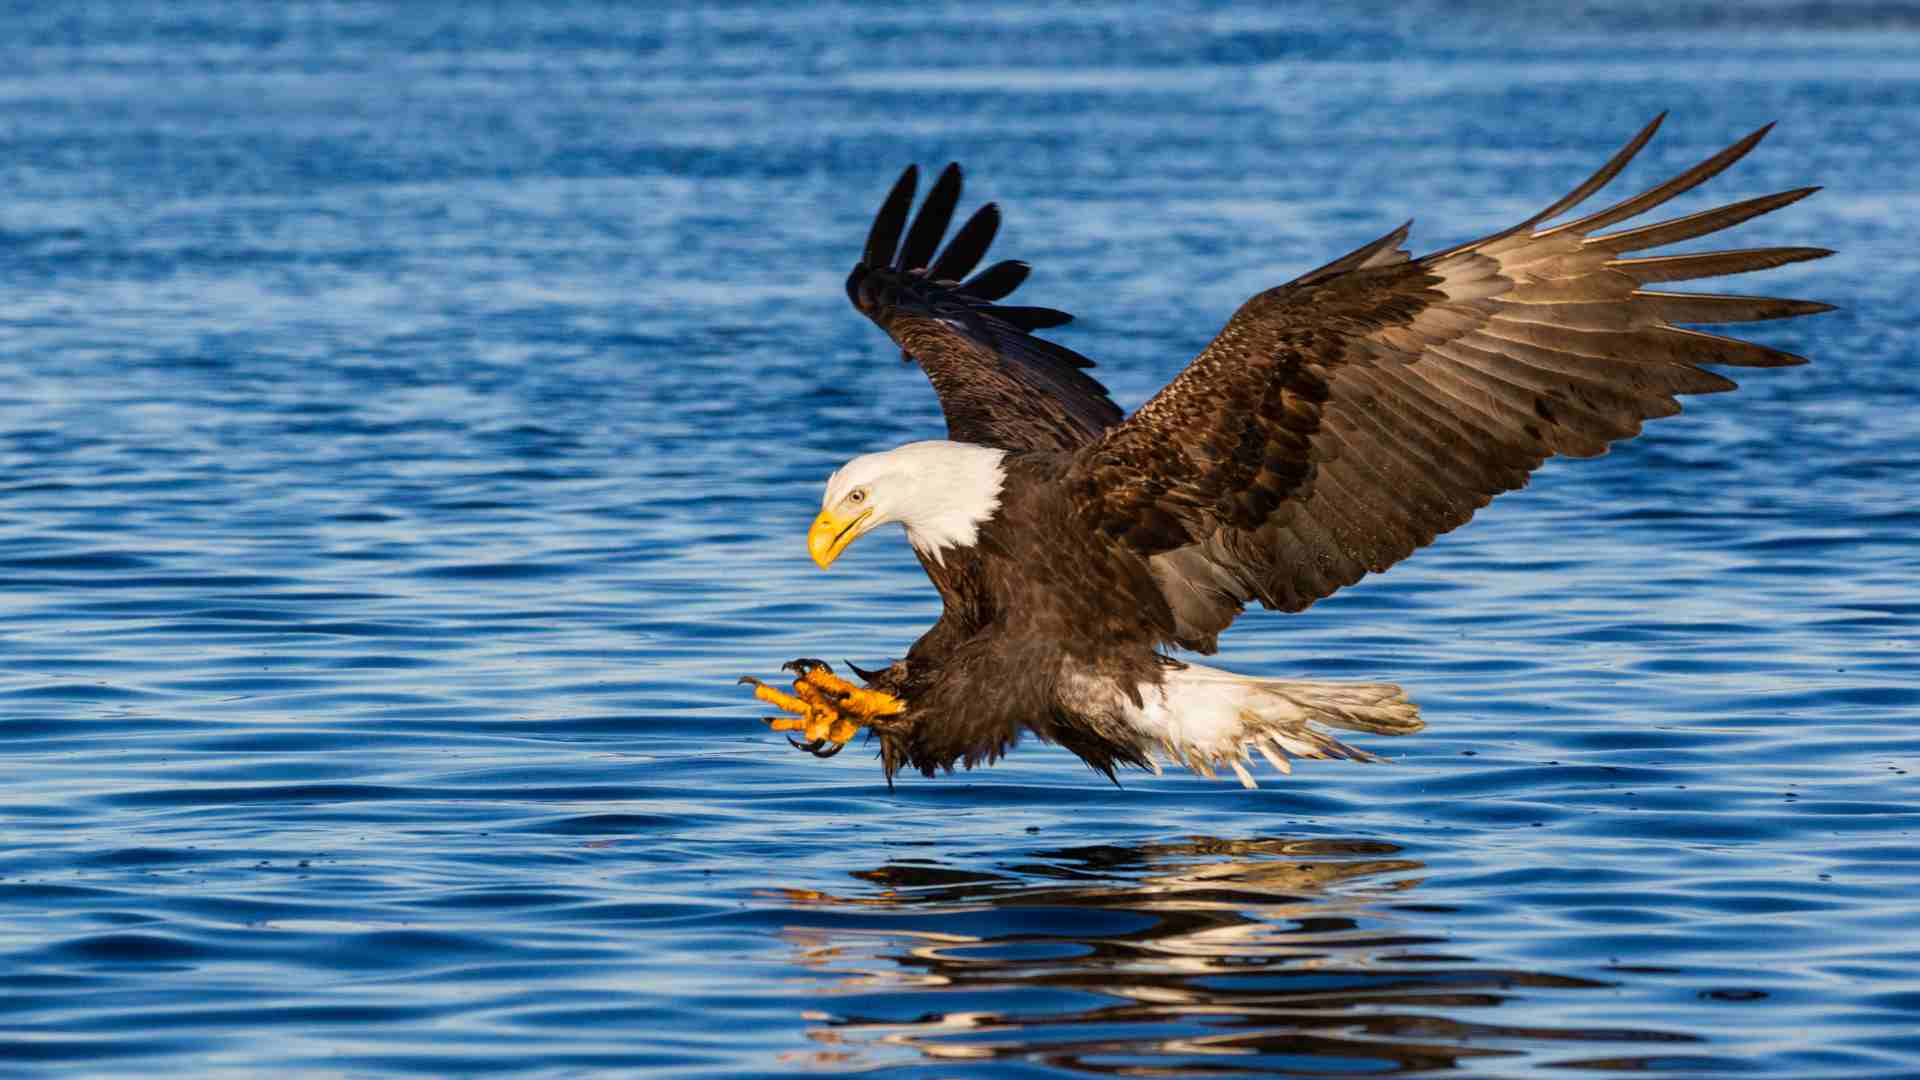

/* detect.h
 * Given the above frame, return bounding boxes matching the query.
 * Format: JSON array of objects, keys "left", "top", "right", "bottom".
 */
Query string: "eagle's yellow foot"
[
  {"left": 740, "top": 660, "right": 906, "bottom": 760},
  {"left": 782, "top": 658, "right": 906, "bottom": 720},
  {"left": 738, "top": 676, "right": 850, "bottom": 750}
]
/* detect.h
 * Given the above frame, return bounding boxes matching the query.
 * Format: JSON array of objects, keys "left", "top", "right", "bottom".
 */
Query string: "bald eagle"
[{"left": 742, "top": 115, "right": 1832, "bottom": 787}]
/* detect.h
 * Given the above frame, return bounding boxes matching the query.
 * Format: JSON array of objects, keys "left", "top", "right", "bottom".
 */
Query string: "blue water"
[{"left": 1, "top": 3, "right": 1916, "bottom": 1076}]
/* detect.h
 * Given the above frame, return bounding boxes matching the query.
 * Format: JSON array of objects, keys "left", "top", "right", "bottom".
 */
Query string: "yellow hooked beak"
[{"left": 807, "top": 507, "right": 873, "bottom": 569}]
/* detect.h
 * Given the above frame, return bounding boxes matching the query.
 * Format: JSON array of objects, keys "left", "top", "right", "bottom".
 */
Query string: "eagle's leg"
[
  {"left": 739, "top": 661, "right": 906, "bottom": 759},
  {"left": 739, "top": 677, "right": 857, "bottom": 745}
]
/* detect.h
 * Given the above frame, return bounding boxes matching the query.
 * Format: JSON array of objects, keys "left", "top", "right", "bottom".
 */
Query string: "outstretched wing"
[
  {"left": 1067, "top": 116, "right": 1833, "bottom": 639},
  {"left": 847, "top": 163, "right": 1122, "bottom": 452}
]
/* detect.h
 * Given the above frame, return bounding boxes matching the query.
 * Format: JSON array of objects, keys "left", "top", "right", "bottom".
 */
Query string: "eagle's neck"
[{"left": 895, "top": 442, "right": 1008, "bottom": 564}]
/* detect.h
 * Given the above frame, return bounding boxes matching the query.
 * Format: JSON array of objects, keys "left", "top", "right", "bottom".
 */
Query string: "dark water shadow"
[{"left": 767, "top": 836, "right": 1699, "bottom": 1075}]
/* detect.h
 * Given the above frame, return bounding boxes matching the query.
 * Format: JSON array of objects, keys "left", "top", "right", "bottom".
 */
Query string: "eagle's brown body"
[{"left": 871, "top": 451, "right": 1179, "bottom": 779}]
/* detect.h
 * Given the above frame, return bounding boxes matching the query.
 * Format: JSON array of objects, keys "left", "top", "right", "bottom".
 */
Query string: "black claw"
[
  {"left": 782, "top": 658, "right": 831, "bottom": 677},
  {"left": 738, "top": 676, "right": 764, "bottom": 688},
  {"left": 846, "top": 659, "right": 884, "bottom": 682},
  {"left": 786, "top": 735, "right": 847, "bottom": 759}
]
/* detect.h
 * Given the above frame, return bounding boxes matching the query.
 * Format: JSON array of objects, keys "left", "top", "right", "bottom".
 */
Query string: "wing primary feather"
[
  {"left": 1631, "top": 291, "right": 1835, "bottom": 324},
  {"left": 1018, "top": 330, "right": 1102, "bottom": 370},
  {"left": 930, "top": 203, "right": 1000, "bottom": 282},
  {"left": 864, "top": 165, "right": 918, "bottom": 268},
  {"left": 1516, "top": 111, "right": 1667, "bottom": 228},
  {"left": 960, "top": 259, "right": 1030, "bottom": 300},
  {"left": 1654, "top": 326, "right": 1809, "bottom": 368},
  {"left": 1592, "top": 188, "right": 1821, "bottom": 253},
  {"left": 1465, "top": 323, "right": 1737, "bottom": 396},
  {"left": 1612, "top": 246, "right": 1833, "bottom": 283},
  {"left": 988, "top": 305, "right": 1074, "bottom": 330},
  {"left": 897, "top": 163, "right": 963, "bottom": 271},
  {"left": 1427, "top": 112, "right": 1666, "bottom": 261},
  {"left": 1540, "top": 122, "right": 1775, "bottom": 238}
]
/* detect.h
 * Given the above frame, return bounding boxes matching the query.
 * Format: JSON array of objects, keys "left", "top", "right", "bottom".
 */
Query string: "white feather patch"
[{"left": 1063, "top": 662, "right": 1419, "bottom": 787}]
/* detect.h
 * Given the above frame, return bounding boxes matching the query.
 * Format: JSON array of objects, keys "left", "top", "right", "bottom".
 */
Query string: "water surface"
[{"left": 1, "top": 3, "right": 1916, "bottom": 1076}]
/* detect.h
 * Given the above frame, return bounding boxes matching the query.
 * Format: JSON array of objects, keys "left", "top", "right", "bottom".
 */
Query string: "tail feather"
[
  {"left": 1082, "top": 662, "right": 1423, "bottom": 788},
  {"left": 1253, "top": 678, "right": 1425, "bottom": 735}
]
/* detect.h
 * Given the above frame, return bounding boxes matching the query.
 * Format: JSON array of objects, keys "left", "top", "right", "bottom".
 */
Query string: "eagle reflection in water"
[{"left": 766, "top": 837, "right": 1695, "bottom": 1074}]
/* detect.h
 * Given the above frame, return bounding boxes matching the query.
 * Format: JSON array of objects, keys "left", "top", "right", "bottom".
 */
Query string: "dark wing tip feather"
[
  {"left": 863, "top": 165, "right": 918, "bottom": 269},
  {"left": 847, "top": 163, "right": 1118, "bottom": 449},
  {"left": 1665, "top": 326, "right": 1811, "bottom": 367},
  {"left": 960, "top": 259, "right": 1030, "bottom": 300},
  {"left": 930, "top": 202, "right": 1001, "bottom": 283},
  {"left": 987, "top": 305, "right": 1074, "bottom": 331},
  {"left": 1545, "top": 121, "right": 1778, "bottom": 239},
  {"left": 897, "top": 162, "right": 964, "bottom": 272},
  {"left": 1594, "top": 186, "right": 1823, "bottom": 253},
  {"left": 1633, "top": 291, "right": 1836, "bottom": 324},
  {"left": 1612, "top": 245, "right": 1833, "bottom": 284},
  {"left": 852, "top": 164, "right": 1076, "bottom": 330},
  {"left": 1521, "top": 111, "right": 1667, "bottom": 228},
  {"left": 1427, "top": 112, "right": 1666, "bottom": 262},
  {"left": 845, "top": 264, "right": 865, "bottom": 311}
]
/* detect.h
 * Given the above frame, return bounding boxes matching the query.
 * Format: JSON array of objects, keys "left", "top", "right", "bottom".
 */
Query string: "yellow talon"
[
  {"left": 796, "top": 667, "right": 859, "bottom": 695},
  {"left": 845, "top": 687, "right": 906, "bottom": 718},
  {"left": 742, "top": 664, "right": 905, "bottom": 759},
  {"left": 788, "top": 681, "right": 843, "bottom": 742},
  {"left": 748, "top": 681, "right": 818, "bottom": 721},
  {"left": 791, "top": 679, "right": 838, "bottom": 712},
  {"left": 799, "top": 668, "right": 905, "bottom": 718}
]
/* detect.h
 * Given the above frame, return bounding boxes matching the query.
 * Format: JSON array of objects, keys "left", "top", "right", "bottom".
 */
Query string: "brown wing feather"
[
  {"left": 1069, "top": 119, "right": 1832, "bottom": 636},
  {"left": 847, "top": 164, "right": 1122, "bottom": 452}
]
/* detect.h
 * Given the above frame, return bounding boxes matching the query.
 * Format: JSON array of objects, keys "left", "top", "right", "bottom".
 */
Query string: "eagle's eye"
[{"left": 848, "top": 488, "right": 867, "bottom": 505}]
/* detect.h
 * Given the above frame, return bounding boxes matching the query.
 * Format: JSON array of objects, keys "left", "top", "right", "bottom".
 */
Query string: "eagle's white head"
[{"left": 809, "top": 441, "right": 1009, "bottom": 568}]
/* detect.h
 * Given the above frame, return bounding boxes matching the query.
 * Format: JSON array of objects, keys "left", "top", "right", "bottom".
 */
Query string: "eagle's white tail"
[{"left": 1078, "top": 662, "right": 1422, "bottom": 788}]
